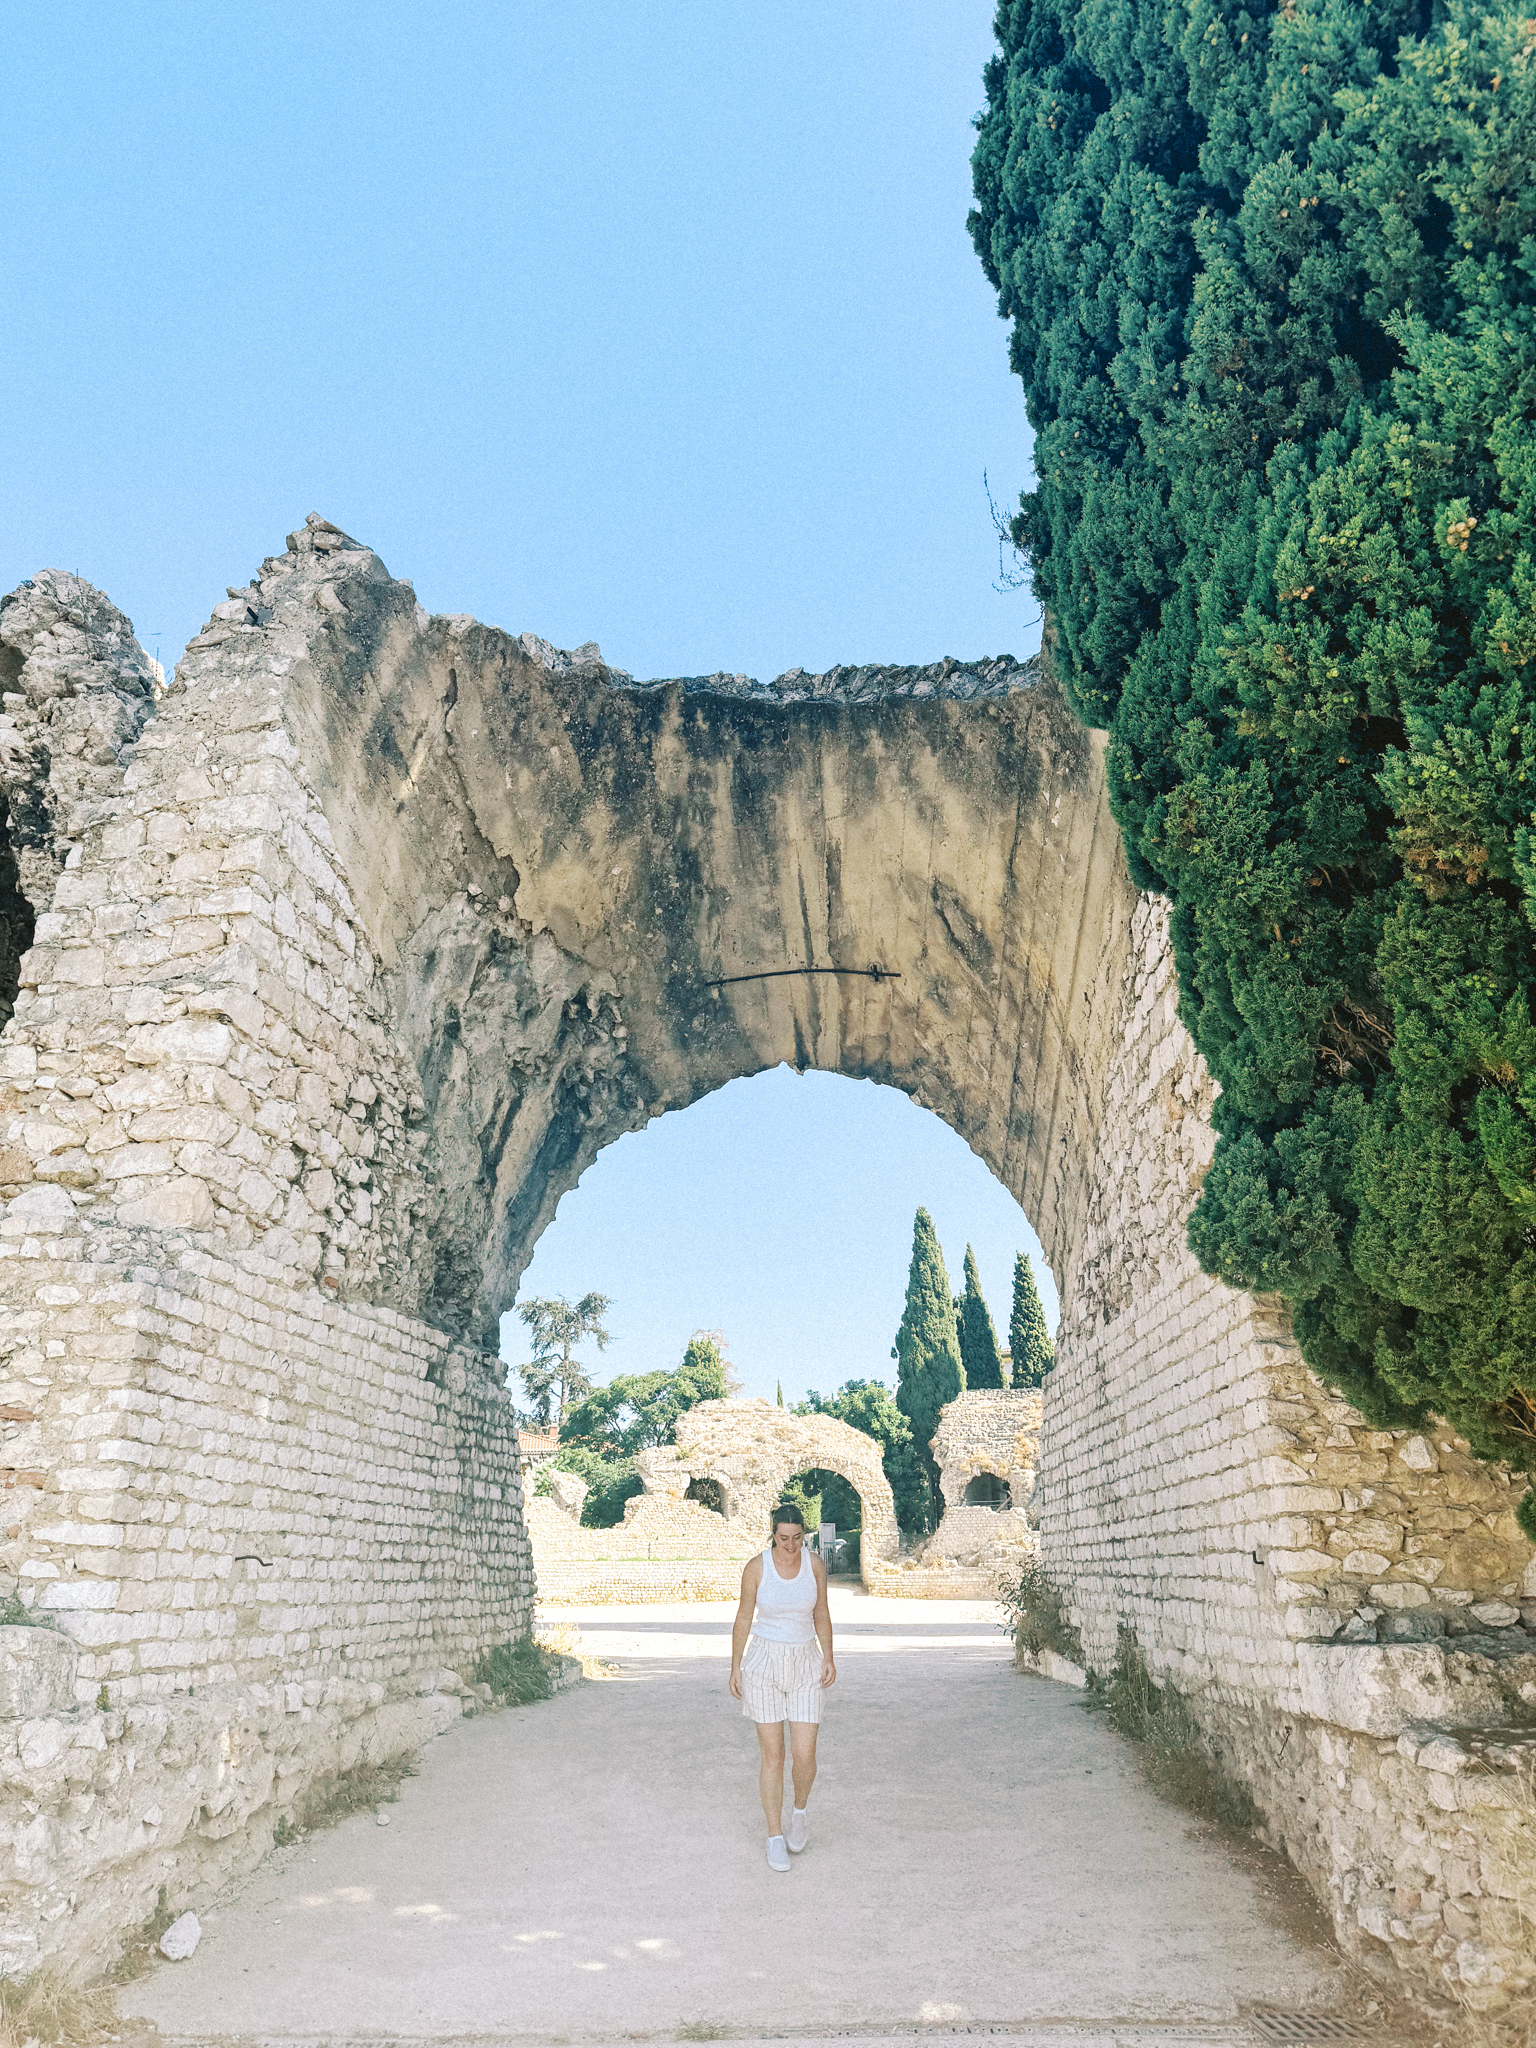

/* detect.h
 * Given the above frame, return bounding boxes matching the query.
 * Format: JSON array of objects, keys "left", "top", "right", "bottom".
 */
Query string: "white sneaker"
[
  {"left": 786, "top": 1808, "right": 808, "bottom": 1853},
  {"left": 766, "top": 1835, "right": 791, "bottom": 1872}
]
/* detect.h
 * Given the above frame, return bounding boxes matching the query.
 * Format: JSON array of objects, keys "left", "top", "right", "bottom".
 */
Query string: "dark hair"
[{"left": 770, "top": 1502, "right": 805, "bottom": 1531}]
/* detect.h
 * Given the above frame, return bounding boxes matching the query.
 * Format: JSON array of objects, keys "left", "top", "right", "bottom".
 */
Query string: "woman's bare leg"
[
  {"left": 755, "top": 1721, "right": 787, "bottom": 1835},
  {"left": 788, "top": 1722, "right": 818, "bottom": 1811}
]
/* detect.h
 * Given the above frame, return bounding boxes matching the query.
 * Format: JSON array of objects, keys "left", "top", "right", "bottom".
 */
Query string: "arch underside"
[{"left": 271, "top": 537, "right": 1138, "bottom": 1347}]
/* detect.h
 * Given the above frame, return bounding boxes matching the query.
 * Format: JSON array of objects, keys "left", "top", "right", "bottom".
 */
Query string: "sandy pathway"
[{"left": 124, "top": 1592, "right": 1350, "bottom": 2045}]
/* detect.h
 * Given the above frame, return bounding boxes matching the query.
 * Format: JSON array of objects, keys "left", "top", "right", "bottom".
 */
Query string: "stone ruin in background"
[
  {"left": 526, "top": 1398, "right": 899, "bottom": 1602},
  {"left": 526, "top": 1387, "right": 1043, "bottom": 1603}
]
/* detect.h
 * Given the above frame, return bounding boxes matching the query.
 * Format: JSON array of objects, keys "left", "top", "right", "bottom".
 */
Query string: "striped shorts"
[{"left": 740, "top": 1635, "right": 824, "bottom": 1724}]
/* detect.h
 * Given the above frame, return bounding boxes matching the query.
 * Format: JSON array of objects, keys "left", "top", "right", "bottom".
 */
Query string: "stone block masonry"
[
  {"left": 0, "top": 522, "right": 1531, "bottom": 2010},
  {"left": 1038, "top": 894, "right": 1536, "bottom": 2012},
  {"left": 0, "top": 547, "right": 532, "bottom": 1975}
]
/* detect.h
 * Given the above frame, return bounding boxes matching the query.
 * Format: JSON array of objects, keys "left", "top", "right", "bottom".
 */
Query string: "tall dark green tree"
[
  {"left": 1008, "top": 1253, "right": 1054, "bottom": 1389},
  {"left": 970, "top": 0, "right": 1536, "bottom": 1531},
  {"left": 513, "top": 1292, "right": 611, "bottom": 1428},
  {"left": 958, "top": 1245, "right": 1006, "bottom": 1389},
  {"left": 799, "top": 1379, "right": 928, "bottom": 1536},
  {"left": 893, "top": 1208, "right": 965, "bottom": 1526}
]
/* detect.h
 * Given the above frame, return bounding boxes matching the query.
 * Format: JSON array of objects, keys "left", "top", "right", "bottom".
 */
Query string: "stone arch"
[
  {"left": 3, "top": 519, "right": 1532, "bottom": 1997},
  {"left": 253, "top": 527, "right": 1133, "bottom": 1345},
  {"left": 639, "top": 1400, "right": 900, "bottom": 1587}
]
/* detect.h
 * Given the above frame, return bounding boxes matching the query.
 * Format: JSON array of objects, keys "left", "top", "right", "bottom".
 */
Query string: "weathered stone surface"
[
  {"left": 1470, "top": 1599, "right": 1521, "bottom": 1628},
  {"left": 542, "top": 1469, "right": 588, "bottom": 1521},
  {"left": 0, "top": 518, "right": 1530, "bottom": 2006},
  {"left": 1296, "top": 1643, "right": 1507, "bottom": 1735},
  {"left": 0, "top": 1625, "right": 77, "bottom": 1718},
  {"left": 0, "top": 570, "right": 157, "bottom": 1031}
]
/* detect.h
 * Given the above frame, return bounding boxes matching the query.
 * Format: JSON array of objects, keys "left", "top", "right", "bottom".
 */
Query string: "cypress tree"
[
  {"left": 970, "top": 0, "right": 1536, "bottom": 1531},
  {"left": 958, "top": 1245, "right": 1005, "bottom": 1389},
  {"left": 893, "top": 1208, "right": 965, "bottom": 1526},
  {"left": 1008, "top": 1253, "right": 1054, "bottom": 1389}
]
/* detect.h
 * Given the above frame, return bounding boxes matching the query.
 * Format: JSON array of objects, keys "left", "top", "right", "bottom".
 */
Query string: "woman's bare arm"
[
  {"left": 728, "top": 1554, "right": 761, "bottom": 1697},
  {"left": 811, "top": 1553, "right": 836, "bottom": 1687}
]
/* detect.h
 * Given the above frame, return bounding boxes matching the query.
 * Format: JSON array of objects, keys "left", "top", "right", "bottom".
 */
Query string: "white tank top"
[{"left": 752, "top": 1544, "right": 817, "bottom": 1644}]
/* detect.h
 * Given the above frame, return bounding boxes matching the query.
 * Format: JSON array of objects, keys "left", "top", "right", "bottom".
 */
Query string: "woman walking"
[{"left": 728, "top": 1501, "right": 837, "bottom": 1871}]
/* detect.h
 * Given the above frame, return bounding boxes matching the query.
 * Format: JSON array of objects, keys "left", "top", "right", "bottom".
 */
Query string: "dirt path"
[{"left": 123, "top": 1593, "right": 1353, "bottom": 2046}]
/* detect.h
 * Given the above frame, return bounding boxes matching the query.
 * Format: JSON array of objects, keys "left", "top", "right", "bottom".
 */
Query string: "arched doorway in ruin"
[
  {"left": 635, "top": 1399, "right": 900, "bottom": 1588},
  {"left": 25, "top": 523, "right": 1502, "bottom": 1989},
  {"left": 778, "top": 1468, "right": 863, "bottom": 1573}
]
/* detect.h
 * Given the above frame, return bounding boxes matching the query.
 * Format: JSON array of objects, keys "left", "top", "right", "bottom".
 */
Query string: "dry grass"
[
  {"left": 535, "top": 1619, "right": 614, "bottom": 1680},
  {"left": 1448, "top": 2015, "right": 1536, "bottom": 2048},
  {"left": 1097, "top": 1630, "right": 1257, "bottom": 1829},
  {"left": 102, "top": 1882, "right": 179, "bottom": 1986},
  {"left": 0, "top": 1967, "right": 117, "bottom": 2048},
  {"left": 288, "top": 1751, "right": 417, "bottom": 1836}
]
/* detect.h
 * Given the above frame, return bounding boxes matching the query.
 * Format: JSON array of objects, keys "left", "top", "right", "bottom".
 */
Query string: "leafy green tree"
[
  {"left": 535, "top": 1445, "right": 641, "bottom": 1528},
  {"left": 958, "top": 1245, "right": 1006, "bottom": 1389},
  {"left": 562, "top": 1334, "right": 728, "bottom": 1458},
  {"left": 780, "top": 1472, "right": 827, "bottom": 1531},
  {"left": 513, "top": 1292, "right": 611, "bottom": 1428},
  {"left": 800, "top": 1379, "right": 928, "bottom": 1536},
  {"left": 892, "top": 1209, "right": 965, "bottom": 1528},
  {"left": 970, "top": 0, "right": 1536, "bottom": 1531},
  {"left": 1008, "top": 1253, "right": 1054, "bottom": 1389}
]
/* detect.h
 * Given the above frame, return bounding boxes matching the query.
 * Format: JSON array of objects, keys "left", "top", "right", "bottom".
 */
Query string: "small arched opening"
[
  {"left": 780, "top": 1466, "right": 863, "bottom": 1574},
  {"left": 685, "top": 1476, "right": 725, "bottom": 1515},
  {"left": 963, "top": 1472, "right": 1012, "bottom": 1511}
]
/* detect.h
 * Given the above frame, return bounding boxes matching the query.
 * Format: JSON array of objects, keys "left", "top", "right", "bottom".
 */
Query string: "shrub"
[
  {"left": 970, "top": 0, "right": 1536, "bottom": 1514},
  {"left": 535, "top": 1444, "right": 642, "bottom": 1527},
  {"left": 1002, "top": 1557, "right": 1084, "bottom": 1664},
  {"left": 1100, "top": 1631, "right": 1256, "bottom": 1827},
  {"left": 473, "top": 1635, "right": 557, "bottom": 1705}
]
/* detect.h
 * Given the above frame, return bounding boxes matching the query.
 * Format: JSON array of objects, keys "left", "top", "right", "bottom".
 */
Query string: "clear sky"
[
  {"left": 2, "top": 2, "right": 1049, "bottom": 1406},
  {"left": 510, "top": 1070, "right": 1059, "bottom": 1410}
]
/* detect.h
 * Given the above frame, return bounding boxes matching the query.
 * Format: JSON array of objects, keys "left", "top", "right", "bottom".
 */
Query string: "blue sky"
[
  {"left": 2, "top": 2, "right": 1049, "bottom": 1404},
  {"left": 511, "top": 1070, "right": 1059, "bottom": 1409}
]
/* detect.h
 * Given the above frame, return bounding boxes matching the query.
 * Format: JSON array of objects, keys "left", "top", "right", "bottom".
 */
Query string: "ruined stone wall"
[
  {"left": 0, "top": 525, "right": 1532, "bottom": 2009},
  {"left": 527, "top": 1399, "right": 899, "bottom": 1600},
  {"left": 526, "top": 1492, "right": 753, "bottom": 1603},
  {"left": 0, "top": 573, "right": 158, "bottom": 1034},
  {"left": 1035, "top": 894, "right": 1536, "bottom": 2009},
  {"left": 0, "top": 551, "right": 532, "bottom": 1976},
  {"left": 922, "top": 1387, "right": 1039, "bottom": 1573}
]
